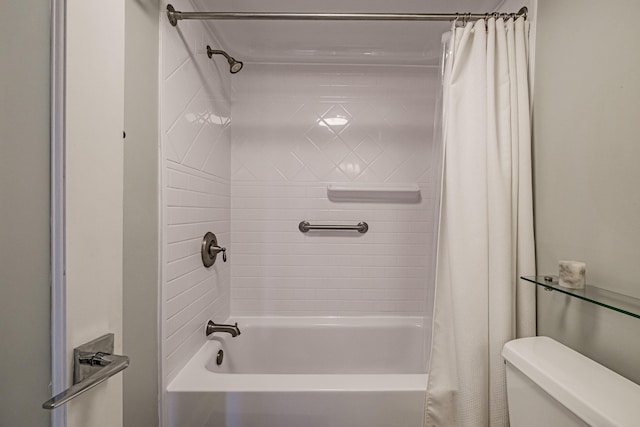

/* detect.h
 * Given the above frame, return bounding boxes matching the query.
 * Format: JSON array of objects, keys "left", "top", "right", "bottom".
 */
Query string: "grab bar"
[
  {"left": 298, "top": 220, "right": 369, "bottom": 234},
  {"left": 42, "top": 333, "right": 129, "bottom": 410}
]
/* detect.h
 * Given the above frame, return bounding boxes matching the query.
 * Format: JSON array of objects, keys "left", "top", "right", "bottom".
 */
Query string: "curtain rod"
[{"left": 166, "top": 4, "right": 528, "bottom": 27}]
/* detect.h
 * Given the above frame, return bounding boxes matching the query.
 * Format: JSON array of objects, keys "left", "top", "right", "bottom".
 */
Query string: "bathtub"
[{"left": 167, "top": 317, "right": 428, "bottom": 427}]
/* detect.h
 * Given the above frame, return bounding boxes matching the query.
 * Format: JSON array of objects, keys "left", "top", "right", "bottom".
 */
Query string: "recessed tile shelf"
[
  {"left": 327, "top": 184, "right": 421, "bottom": 202},
  {"left": 521, "top": 276, "right": 640, "bottom": 320}
]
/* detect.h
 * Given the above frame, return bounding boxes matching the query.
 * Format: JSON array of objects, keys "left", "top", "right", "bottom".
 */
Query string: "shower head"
[{"left": 206, "top": 45, "right": 243, "bottom": 74}]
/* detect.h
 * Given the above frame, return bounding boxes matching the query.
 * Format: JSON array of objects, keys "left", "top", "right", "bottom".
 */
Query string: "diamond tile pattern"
[
  {"left": 160, "top": 0, "right": 232, "bottom": 384},
  {"left": 231, "top": 64, "right": 436, "bottom": 183},
  {"left": 230, "top": 64, "right": 441, "bottom": 316},
  {"left": 160, "top": 30, "right": 442, "bottom": 361}
]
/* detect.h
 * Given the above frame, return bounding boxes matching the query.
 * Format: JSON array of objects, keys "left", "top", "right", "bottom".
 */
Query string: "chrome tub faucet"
[{"left": 206, "top": 320, "right": 241, "bottom": 337}]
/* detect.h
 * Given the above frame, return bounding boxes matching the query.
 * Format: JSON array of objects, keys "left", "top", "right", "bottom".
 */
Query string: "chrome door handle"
[{"left": 42, "top": 333, "right": 129, "bottom": 410}]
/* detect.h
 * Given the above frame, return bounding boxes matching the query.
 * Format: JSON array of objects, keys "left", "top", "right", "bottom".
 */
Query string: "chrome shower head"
[{"left": 206, "top": 45, "right": 243, "bottom": 74}]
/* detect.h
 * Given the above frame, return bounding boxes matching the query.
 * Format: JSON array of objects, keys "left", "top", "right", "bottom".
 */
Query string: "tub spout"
[{"left": 206, "top": 320, "right": 241, "bottom": 337}]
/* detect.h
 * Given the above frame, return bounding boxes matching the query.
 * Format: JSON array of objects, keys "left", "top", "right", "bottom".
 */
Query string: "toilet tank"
[{"left": 502, "top": 336, "right": 640, "bottom": 427}]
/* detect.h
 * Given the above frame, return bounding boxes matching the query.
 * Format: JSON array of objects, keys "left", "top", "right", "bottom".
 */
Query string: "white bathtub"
[{"left": 167, "top": 317, "right": 428, "bottom": 427}]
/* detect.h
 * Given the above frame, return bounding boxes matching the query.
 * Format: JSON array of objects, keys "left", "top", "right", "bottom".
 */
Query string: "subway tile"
[
  {"left": 163, "top": 58, "right": 440, "bottom": 371},
  {"left": 161, "top": 15, "right": 232, "bottom": 387},
  {"left": 165, "top": 276, "right": 211, "bottom": 320},
  {"left": 166, "top": 254, "right": 201, "bottom": 282},
  {"left": 166, "top": 238, "right": 199, "bottom": 262},
  {"left": 165, "top": 267, "right": 210, "bottom": 300},
  {"left": 165, "top": 286, "right": 217, "bottom": 338}
]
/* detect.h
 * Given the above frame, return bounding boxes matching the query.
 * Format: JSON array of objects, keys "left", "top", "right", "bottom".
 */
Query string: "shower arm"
[
  {"left": 207, "top": 48, "right": 232, "bottom": 62},
  {"left": 206, "top": 45, "right": 243, "bottom": 73},
  {"left": 167, "top": 5, "right": 528, "bottom": 27}
]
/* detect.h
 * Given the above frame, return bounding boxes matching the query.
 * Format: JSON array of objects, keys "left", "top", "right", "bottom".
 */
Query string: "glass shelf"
[{"left": 521, "top": 276, "right": 640, "bottom": 320}]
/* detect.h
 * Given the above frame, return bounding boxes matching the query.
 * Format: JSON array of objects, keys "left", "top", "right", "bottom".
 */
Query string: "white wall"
[
  {"left": 65, "top": 0, "right": 125, "bottom": 425},
  {"left": 160, "top": 0, "right": 232, "bottom": 386},
  {"left": 0, "top": 1, "right": 51, "bottom": 425},
  {"left": 230, "top": 64, "right": 439, "bottom": 316},
  {"left": 123, "top": 0, "right": 160, "bottom": 425},
  {"left": 533, "top": 0, "right": 640, "bottom": 384}
]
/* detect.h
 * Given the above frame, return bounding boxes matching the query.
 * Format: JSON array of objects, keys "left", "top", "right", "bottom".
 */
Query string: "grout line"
[
  {"left": 166, "top": 282, "right": 215, "bottom": 319},
  {"left": 164, "top": 55, "right": 191, "bottom": 82},
  {"left": 165, "top": 87, "right": 202, "bottom": 136},
  {"left": 165, "top": 264, "right": 202, "bottom": 284}
]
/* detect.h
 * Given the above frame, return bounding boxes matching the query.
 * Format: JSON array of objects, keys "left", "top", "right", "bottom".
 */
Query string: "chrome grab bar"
[
  {"left": 42, "top": 333, "right": 129, "bottom": 410},
  {"left": 298, "top": 220, "right": 369, "bottom": 234}
]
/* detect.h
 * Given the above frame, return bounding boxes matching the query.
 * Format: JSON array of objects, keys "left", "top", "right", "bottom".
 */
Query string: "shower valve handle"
[
  {"left": 201, "top": 232, "right": 227, "bottom": 267},
  {"left": 209, "top": 244, "right": 227, "bottom": 262}
]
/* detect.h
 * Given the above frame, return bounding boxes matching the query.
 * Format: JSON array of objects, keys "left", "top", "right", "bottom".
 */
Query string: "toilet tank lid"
[{"left": 503, "top": 336, "right": 640, "bottom": 427}]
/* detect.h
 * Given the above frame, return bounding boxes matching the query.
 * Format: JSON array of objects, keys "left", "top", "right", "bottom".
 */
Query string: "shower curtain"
[{"left": 425, "top": 17, "right": 535, "bottom": 427}]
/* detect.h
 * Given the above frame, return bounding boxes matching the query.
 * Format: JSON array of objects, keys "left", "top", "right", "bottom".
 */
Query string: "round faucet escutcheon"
[{"left": 201, "top": 232, "right": 227, "bottom": 267}]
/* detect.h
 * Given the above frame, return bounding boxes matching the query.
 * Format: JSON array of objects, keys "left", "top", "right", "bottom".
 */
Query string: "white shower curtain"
[{"left": 425, "top": 17, "right": 535, "bottom": 427}]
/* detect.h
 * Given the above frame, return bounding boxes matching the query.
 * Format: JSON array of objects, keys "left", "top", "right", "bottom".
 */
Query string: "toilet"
[{"left": 503, "top": 336, "right": 640, "bottom": 426}]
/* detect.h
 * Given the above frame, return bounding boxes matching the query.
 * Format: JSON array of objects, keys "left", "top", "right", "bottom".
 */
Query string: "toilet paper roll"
[{"left": 558, "top": 260, "right": 586, "bottom": 289}]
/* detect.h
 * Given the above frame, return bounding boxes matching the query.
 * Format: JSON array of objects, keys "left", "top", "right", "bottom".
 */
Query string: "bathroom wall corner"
[
  {"left": 123, "top": 0, "right": 160, "bottom": 426},
  {"left": 159, "top": 0, "right": 233, "bottom": 394}
]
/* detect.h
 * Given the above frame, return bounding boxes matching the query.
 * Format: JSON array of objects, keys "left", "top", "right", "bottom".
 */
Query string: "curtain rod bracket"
[{"left": 167, "top": 4, "right": 179, "bottom": 27}]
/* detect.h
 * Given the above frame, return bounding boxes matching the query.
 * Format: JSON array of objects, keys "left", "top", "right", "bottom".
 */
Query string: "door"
[
  {"left": 61, "top": 0, "right": 125, "bottom": 426},
  {"left": 1, "top": 1, "right": 125, "bottom": 425}
]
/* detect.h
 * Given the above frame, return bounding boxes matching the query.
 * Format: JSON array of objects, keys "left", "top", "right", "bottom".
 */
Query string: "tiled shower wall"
[
  {"left": 230, "top": 64, "right": 439, "bottom": 316},
  {"left": 160, "top": 0, "right": 231, "bottom": 382}
]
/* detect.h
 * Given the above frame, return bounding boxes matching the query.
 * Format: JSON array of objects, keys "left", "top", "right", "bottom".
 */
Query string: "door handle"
[{"left": 42, "top": 333, "right": 129, "bottom": 410}]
